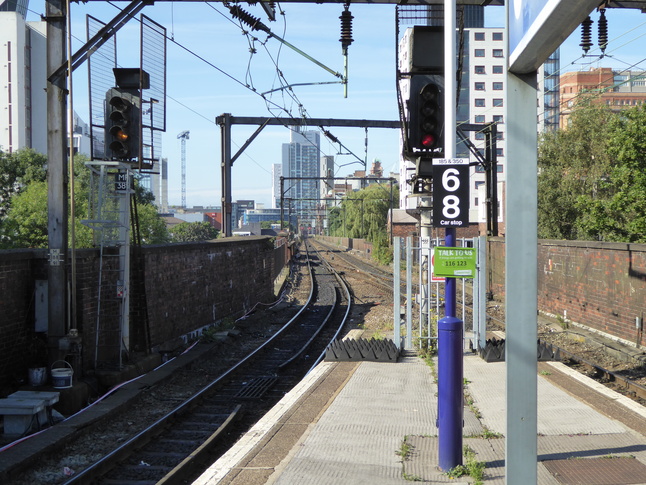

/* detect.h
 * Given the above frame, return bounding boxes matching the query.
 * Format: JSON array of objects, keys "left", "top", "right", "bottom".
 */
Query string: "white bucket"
[{"left": 51, "top": 360, "right": 73, "bottom": 389}]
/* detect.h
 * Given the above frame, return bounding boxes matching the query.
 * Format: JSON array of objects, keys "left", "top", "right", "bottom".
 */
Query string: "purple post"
[
  {"left": 438, "top": 315, "right": 464, "bottom": 470},
  {"left": 438, "top": 226, "right": 462, "bottom": 470},
  {"left": 445, "top": 228, "right": 456, "bottom": 316}
]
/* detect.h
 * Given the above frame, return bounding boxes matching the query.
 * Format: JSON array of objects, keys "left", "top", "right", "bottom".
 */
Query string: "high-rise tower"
[{"left": 281, "top": 127, "right": 320, "bottom": 228}]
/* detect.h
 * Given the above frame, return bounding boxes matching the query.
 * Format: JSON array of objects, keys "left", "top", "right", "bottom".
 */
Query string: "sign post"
[{"left": 436, "top": 4, "right": 462, "bottom": 470}]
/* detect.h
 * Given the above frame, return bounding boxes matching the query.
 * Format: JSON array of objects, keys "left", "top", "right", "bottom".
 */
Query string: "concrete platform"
[{"left": 200, "top": 352, "right": 646, "bottom": 484}]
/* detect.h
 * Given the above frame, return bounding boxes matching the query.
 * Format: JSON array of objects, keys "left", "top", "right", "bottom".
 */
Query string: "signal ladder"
[{"left": 83, "top": 161, "right": 133, "bottom": 371}]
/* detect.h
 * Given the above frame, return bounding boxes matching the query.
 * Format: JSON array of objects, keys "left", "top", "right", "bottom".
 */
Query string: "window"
[
  {"left": 474, "top": 32, "right": 485, "bottom": 41},
  {"left": 493, "top": 115, "right": 504, "bottom": 124},
  {"left": 493, "top": 82, "right": 504, "bottom": 90},
  {"left": 475, "top": 65, "right": 486, "bottom": 74},
  {"left": 496, "top": 148, "right": 504, "bottom": 157},
  {"left": 496, "top": 132, "right": 504, "bottom": 140},
  {"left": 475, "top": 49, "right": 485, "bottom": 57},
  {"left": 478, "top": 164, "right": 504, "bottom": 173},
  {"left": 475, "top": 181, "right": 485, "bottom": 190},
  {"left": 475, "top": 82, "right": 485, "bottom": 91},
  {"left": 493, "top": 65, "right": 503, "bottom": 74},
  {"left": 493, "top": 98, "right": 503, "bottom": 107},
  {"left": 475, "top": 132, "right": 485, "bottom": 140},
  {"left": 493, "top": 49, "right": 504, "bottom": 58},
  {"left": 475, "top": 98, "right": 485, "bottom": 107},
  {"left": 474, "top": 115, "right": 485, "bottom": 123},
  {"left": 492, "top": 32, "right": 503, "bottom": 41}
]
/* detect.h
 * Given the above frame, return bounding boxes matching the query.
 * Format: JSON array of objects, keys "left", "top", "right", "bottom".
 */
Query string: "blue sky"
[{"left": 27, "top": 3, "right": 646, "bottom": 208}]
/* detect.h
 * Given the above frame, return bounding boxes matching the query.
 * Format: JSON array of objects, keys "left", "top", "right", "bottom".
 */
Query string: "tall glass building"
[{"left": 281, "top": 127, "right": 320, "bottom": 226}]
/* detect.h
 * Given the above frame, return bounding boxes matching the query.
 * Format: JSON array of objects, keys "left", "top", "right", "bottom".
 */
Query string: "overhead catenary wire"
[{"left": 95, "top": 2, "right": 363, "bottom": 173}]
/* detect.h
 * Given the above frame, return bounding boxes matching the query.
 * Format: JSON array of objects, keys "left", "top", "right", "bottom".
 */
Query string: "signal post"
[{"left": 403, "top": 11, "right": 464, "bottom": 470}]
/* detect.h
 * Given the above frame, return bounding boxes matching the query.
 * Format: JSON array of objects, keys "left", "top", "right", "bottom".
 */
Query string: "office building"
[
  {"left": 0, "top": 9, "right": 46, "bottom": 154},
  {"left": 281, "top": 127, "right": 320, "bottom": 226}
]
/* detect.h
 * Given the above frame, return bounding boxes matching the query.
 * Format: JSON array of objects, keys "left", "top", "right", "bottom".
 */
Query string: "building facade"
[
  {"left": 465, "top": 27, "right": 506, "bottom": 224},
  {"left": 560, "top": 67, "right": 646, "bottom": 129},
  {"left": 281, "top": 127, "right": 320, "bottom": 227},
  {"left": 0, "top": 10, "right": 47, "bottom": 154}
]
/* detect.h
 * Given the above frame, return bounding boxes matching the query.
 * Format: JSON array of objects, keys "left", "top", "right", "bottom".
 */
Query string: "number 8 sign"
[{"left": 432, "top": 158, "right": 470, "bottom": 228}]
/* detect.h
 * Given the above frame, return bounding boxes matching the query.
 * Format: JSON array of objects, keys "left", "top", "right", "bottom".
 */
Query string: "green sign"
[{"left": 433, "top": 246, "right": 476, "bottom": 278}]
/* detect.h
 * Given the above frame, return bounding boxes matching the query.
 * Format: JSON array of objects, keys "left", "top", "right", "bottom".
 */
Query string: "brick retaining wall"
[
  {"left": 0, "top": 237, "right": 286, "bottom": 390},
  {"left": 487, "top": 238, "right": 646, "bottom": 347}
]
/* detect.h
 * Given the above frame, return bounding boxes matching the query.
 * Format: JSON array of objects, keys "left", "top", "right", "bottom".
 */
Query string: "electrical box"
[{"left": 35, "top": 280, "right": 48, "bottom": 333}]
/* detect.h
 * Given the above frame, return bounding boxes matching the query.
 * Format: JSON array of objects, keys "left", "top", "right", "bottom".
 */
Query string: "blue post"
[
  {"left": 445, "top": 228, "right": 457, "bottom": 316},
  {"left": 438, "top": 227, "right": 463, "bottom": 470}
]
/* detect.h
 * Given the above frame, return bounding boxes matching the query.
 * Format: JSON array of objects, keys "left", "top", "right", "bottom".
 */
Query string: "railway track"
[
  {"left": 552, "top": 343, "right": 646, "bottom": 405},
  {"left": 5, "top": 237, "right": 644, "bottom": 483},
  {"left": 53, "top": 242, "right": 351, "bottom": 485},
  {"left": 312, "top": 237, "right": 646, "bottom": 410}
]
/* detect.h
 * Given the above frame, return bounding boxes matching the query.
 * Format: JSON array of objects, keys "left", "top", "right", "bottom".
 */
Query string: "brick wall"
[
  {"left": 0, "top": 250, "right": 44, "bottom": 391},
  {"left": 0, "top": 237, "right": 285, "bottom": 390},
  {"left": 487, "top": 238, "right": 646, "bottom": 346},
  {"left": 142, "top": 236, "right": 276, "bottom": 348}
]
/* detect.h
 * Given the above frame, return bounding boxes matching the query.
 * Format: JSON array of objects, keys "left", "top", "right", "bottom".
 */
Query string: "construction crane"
[{"left": 177, "top": 130, "right": 190, "bottom": 208}]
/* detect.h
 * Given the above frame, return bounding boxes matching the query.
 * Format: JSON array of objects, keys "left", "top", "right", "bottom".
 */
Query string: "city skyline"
[{"left": 7, "top": 3, "right": 646, "bottom": 209}]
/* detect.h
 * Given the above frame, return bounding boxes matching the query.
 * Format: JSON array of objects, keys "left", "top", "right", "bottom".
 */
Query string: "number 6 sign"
[{"left": 432, "top": 158, "right": 470, "bottom": 228}]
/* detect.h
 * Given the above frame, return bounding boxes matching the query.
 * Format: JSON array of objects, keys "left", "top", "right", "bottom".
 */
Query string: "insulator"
[
  {"left": 229, "top": 5, "right": 270, "bottom": 34},
  {"left": 339, "top": 8, "right": 354, "bottom": 50},
  {"left": 323, "top": 129, "right": 339, "bottom": 144},
  {"left": 598, "top": 9, "right": 608, "bottom": 53},
  {"left": 580, "top": 16, "right": 593, "bottom": 54}
]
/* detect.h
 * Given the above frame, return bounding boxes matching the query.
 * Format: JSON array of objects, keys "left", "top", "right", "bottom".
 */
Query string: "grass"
[
  {"left": 396, "top": 436, "right": 425, "bottom": 482},
  {"left": 446, "top": 446, "right": 486, "bottom": 485},
  {"left": 556, "top": 314, "right": 569, "bottom": 330},
  {"left": 395, "top": 436, "right": 413, "bottom": 461},
  {"left": 199, "top": 317, "right": 237, "bottom": 342}
]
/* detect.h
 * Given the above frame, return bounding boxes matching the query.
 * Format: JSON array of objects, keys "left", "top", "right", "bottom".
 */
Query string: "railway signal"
[
  {"left": 105, "top": 87, "right": 140, "bottom": 161},
  {"left": 409, "top": 75, "right": 444, "bottom": 154}
]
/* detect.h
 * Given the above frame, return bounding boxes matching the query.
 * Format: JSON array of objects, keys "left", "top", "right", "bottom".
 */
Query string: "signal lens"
[{"left": 421, "top": 133, "right": 436, "bottom": 148}]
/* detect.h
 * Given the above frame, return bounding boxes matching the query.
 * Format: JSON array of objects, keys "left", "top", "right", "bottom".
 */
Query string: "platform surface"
[{"left": 199, "top": 352, "right": 646, "bottom": 484}]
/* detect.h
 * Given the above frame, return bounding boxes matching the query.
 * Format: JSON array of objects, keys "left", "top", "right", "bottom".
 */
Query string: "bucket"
[
  {"left": 28, "top": 367, "right": 48, "bottom": 387},
  {"left": 51, "top": 360, "right": 73, "bottom": 389}
]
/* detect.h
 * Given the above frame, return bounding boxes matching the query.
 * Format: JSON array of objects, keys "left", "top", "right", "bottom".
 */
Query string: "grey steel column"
[
  {"left": 218, "top": 113, "right": 232, "bottom": 237},
  {"left": 476, "top": 236, "right": 487, "bottom": 352},
  {"left": 46, "top": 0, "right": 69, "bottom": 348},
  {"left": 505, "top": 71, "right": 539, "bottom": 484},
  {"left": 393, "top": 237, "right": 401, "bottom": 348},
  {"left": 405, "top": 236, "right": 413, "bottom": 350}
]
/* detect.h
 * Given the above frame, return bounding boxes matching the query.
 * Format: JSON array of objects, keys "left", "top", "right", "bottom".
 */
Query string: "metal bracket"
[{"left": 48, "top": 248, "right": 65, "bottom": 266}]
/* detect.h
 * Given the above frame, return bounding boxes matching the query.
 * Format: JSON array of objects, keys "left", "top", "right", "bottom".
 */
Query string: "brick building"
[{"left": 560, "top": 67, "right": 646, "bottom": 129}]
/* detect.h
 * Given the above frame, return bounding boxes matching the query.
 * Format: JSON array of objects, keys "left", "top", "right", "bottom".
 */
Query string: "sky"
[{"left": 26, "top": 3, "right": 646, "bottom": 209}]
